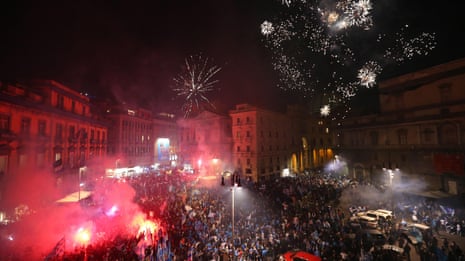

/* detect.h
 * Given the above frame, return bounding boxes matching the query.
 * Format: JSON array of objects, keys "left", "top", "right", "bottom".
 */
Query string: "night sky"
[{"left": 1, "top": 0, "right": 464, "bottom": 115}]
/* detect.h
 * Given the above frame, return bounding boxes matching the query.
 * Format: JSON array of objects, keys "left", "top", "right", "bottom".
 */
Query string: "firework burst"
[
  {"left": 381, "top": 25, "right": 437, "bottom": 63},
  {"left": 357, "top": 61, "right": 382, "bottom": 88},
  {"left": 173, "top": 55, "right": 221, "bottom": 118},
  {"left": 261, "top": 0, "right": 436, "bottom": 117},
  {"left": 318, "top": 0, "right": 373, "bottom": 31},
  {"left": 260, "top": 21, "right": 275, "bottom": 36},
  {"left": 320, "top": 104, "right": 331, "bottom": 117}
]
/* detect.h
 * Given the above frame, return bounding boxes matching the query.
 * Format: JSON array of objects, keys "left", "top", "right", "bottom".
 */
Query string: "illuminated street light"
[
  {"left": 212, "top": 158, "right": 220, "bottom": 175},
  {"left": 231, "top": 182, "right": 241, "bottom": 248},
  {"left": 382, "top": 162, "right": 399, "bottom": 186},
  {"left": 222, "top": 171, "right": 241, "bottom": 248},
  {"left": 78, "top": 166, "right": 87, "bottom": 201}
]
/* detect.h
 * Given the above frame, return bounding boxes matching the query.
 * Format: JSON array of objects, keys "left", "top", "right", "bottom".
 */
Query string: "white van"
[
  {"left": 351, "top": 215, "right": 378, "bottom": 229},
  {"left": 400, "top": 223, "right": 431, "bottom": 245},
  {"left": 365, "top": 210, "right": 392, "bottom": 221},
  {"left": 376, "top": 209, "right": 395, "bottom": 219}
]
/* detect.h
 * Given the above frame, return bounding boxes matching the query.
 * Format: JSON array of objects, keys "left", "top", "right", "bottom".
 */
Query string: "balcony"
[
  {"left": 0, "top": 130, "right": 17, "bottom": 141},
  {"left": 37, "top": 134, "right": 51, "bottom": 143},
  {"left": 68, "top": 136, "right": 78, "bottom": 144},
  {"left": 54, "top": 136, "right": 64, "bottom": 144}
]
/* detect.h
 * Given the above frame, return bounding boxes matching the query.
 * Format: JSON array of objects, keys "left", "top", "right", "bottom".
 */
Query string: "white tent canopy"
[{"left": 55, "top": 191, "right": 93, "bottom": 203}]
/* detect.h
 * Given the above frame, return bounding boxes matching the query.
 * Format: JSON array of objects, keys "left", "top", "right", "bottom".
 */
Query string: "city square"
[{"left": 1, "top": 0, "right": 465, "bottom": 260}]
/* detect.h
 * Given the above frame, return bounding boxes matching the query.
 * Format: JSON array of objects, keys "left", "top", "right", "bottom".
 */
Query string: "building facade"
[
  {"left": 177, "top": 110, "right": 233, "bottom": 175},
  {"left": 229, "top": 104, "right": 334, "bottom": 183},
  {"left": 105, "top": 103, "right": 154, "bottom": 168},
  {"left": 0, "top": 80, "right": 108, "bottom": 180},
  {"left": 338, "top": 58, "right": 465, "bottom": 195},
  {"left": 153, "top": 113, "right": 179, "bottom": 168}
]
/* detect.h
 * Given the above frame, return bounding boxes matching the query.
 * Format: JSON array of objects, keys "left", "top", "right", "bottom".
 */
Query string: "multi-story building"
[
  {"left": 153, "top": 112, "right": 179, "bottom": 167},
  {"left": 338, "top": 58, "right": 465, "bottom": 195},
  {"left": 0, "top": 80, "right": 108, "bottom": 180},
  {"left": 286, "top": 104, "right": 336, "bottom": 174},
  {"left": 105, "top": 103, "right": 154, "bottom": 168},
  {"left": 177, "top": 110, "right": 232, "bottom": 174},
  {"left": 229, "top": 103, "right": 334, "bottom": 183}
]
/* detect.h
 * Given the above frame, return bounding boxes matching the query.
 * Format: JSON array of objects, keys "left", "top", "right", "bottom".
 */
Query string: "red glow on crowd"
[
  {"left": 133, "top": 213, "right": 159, "bottom": 234},
  {"left": 74, "top": 226, "right": 91, "bottom": 246}
]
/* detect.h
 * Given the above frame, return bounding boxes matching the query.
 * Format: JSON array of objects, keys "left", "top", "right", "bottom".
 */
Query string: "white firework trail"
[{"left": 173, "top": 55, "right": 221, "bottom": 117}]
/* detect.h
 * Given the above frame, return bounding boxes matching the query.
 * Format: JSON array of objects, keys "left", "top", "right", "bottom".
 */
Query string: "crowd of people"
[
  {"left": 2, "top": 169, "right": 465, "bottom": 260},
  {"left": 64, "top": 170, "right": 465, "bottom": 260}
]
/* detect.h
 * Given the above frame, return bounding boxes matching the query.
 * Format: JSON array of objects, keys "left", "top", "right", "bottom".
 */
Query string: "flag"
[
  {"left": 166, "top": 238, "right": 172, "bottom": 261},
  {"left": 53, "top": 159, "right": 63, "bottom": 172},
  {"left": 45, "top": 236, "right": 65, "bottom": 260},
  {"left": 187, "top": 245, "right": 194, "bottom": 261}
]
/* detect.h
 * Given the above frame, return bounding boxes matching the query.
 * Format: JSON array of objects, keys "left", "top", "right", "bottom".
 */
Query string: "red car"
[{"left": 280, "top": 250, "right": 321, "bottom": 261}]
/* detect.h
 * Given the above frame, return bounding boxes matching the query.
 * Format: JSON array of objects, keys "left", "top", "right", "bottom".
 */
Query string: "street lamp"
[
  {"left": 232, "top": 184, "right": 235, "bottom": 243},
  {"left": 78, "top": 166, "right": 86, "bottom": 201},
  {"left": 212, "top": 158, "right": 220, "bottom": 176},
  {"left": 231, "top": 182, "right": 241, "bottom": 250},
  {"left": 222, "top": 171, "right": 241, "bottom": 249}
]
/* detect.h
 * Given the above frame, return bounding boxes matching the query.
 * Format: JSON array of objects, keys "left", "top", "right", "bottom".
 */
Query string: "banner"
[
  {"left": 156, "top": 138, "right": 170, "bottom": 161},
  {"left": 433, "top": 153, "right": 464, "bottom": 176}
]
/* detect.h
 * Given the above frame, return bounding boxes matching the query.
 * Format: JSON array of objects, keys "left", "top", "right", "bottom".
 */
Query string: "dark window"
[
  {"left": 69, "top": 126, "right": 76, "bottom": 139},
  {"left": 21, "top": 117, "right": 31, "bottom": 135},
  {"left": 397, "top": 129, "right": 407, "bottom": 145},
  {"left": 38, "top": 120, "right": 46, "bottom": 136},
  {"left": 57, "top": 95, "right": 64, "bottom": 109},
  {"left": 421, "top": 128, "right": 434, "bottom": 144},
  {"left": 370, "top": 131, "right": 378, "bottom": 146},
  {"left": 0, "top": 114, "right": 10, "bottom": 131},
  {"left": 439, "top": 83, "right": 451, "bottom": 103},
  {"left": 55, "top": 124, "right": 63, "bottom": 141},
  {"left": 439, "top": 124, "right": 457, "bottom": 145}
]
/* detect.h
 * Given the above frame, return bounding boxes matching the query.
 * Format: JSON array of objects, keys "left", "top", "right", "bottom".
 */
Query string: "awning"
[{"left": 55, "top": 191, "right": 93, "bottom": 203}]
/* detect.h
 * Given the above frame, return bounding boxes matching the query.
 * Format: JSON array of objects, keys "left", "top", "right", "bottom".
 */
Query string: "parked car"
[
  {"left": 400, "top": 223, "right": 431, "bottom": 245},
  {"left": 381, "top": 244, "right": 404, "bottom": 258},
  {"left": 364, "top": 210, "right": 393, "bottom": 222},
  {"left": 350, "top": 215, "right": 378, "bottom": 229},
  {"left": 375, "top": 209, "right": 395, "bottom": 219},
  {"left": 363, "top": 229, "right": 387, "bottom": 246}
]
